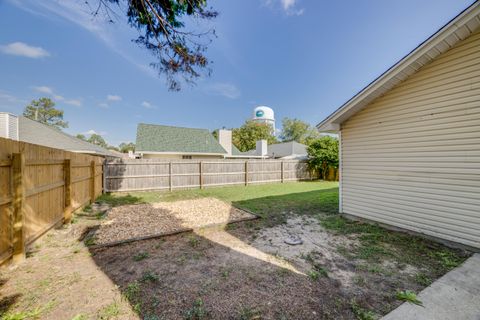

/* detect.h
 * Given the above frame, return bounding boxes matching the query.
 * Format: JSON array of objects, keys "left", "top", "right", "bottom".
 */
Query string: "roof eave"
[{"left": 317, "top": 2, "right": 480, "bottom": 132}]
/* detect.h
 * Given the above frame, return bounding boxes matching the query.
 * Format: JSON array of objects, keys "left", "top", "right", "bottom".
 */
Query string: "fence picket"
[
  {"left": 104, "top": 159, "right": 321, "bottom": 192},
  {"left": 0, "top": 137, "right": 104, "bottom": 265}
]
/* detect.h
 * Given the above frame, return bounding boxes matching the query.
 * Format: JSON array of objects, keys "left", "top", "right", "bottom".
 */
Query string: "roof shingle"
[
  {"left": 18, "top": 116, "right": 118, "bottom": 157},
  {"left": 136, "top": 123, "right": 227, "bottom": 154}
]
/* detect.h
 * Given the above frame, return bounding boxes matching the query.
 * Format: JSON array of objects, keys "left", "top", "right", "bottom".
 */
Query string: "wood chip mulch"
[{"left": 90, "top": 197, "right": 256, "bottom": 246}]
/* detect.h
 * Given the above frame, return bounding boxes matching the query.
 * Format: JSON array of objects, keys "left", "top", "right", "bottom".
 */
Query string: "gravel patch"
[{"left": 91, "top": 197, "right": 255, "bottom": 245}]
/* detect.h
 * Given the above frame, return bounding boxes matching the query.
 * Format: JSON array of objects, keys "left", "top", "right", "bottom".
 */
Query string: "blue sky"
[{"left": 0, "top": 0, "right": 474, "bottom": 145}]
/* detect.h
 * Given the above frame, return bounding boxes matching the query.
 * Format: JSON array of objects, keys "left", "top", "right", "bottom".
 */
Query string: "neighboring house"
[
  {"left": 0, "top": 112, "right": 118, "bottom": 157},
  {"left": 136, "top": 123, "right": 228, "bottom": 159},
  {"left": 268, "top": 141, "right": 308, "bottom": 160},
  {"left": 231, "top": 141, "right": 307, "bottom": 160},
  {"left": 317, "top": 2, "right": 480, "bottom": 249}
]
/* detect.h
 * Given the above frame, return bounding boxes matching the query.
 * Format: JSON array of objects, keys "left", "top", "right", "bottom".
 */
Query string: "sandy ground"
[
  {"left": 250, "top": 216, "right": 360, "bottom": 286},
  {"left": 0, "top": 222, "right": 137, "bottom": 320},
  {"left": 91, "top": 198, "right": 255, "bottom": 245}
]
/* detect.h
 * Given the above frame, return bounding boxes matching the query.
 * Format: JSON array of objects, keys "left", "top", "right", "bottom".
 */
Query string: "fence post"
[
  {"left": 199, "top": 161, "right": 203, "bottom": 189},
  {"left": 90, "top": 160, "right": 95, "bottom": 203},
  {"left": 63, "top": 159, "right": 72, "bottom": 223},
  {"left": 169, "top": 162, "right": 172, "bottom": 191},
  {"left": 12, "top": 152, "right": 25, "bottom": 263},
  {"left": 281, "top": 161, "right": 284, "bottom": 183},
  {"left": 244, "top": 161, "right": 248, "bottom": 186},
  {"left": 102, "top": 160, "right": 106, "bottom": 194}
]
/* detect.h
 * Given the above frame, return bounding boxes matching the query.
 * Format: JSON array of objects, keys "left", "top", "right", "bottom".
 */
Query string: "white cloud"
[
  {"left": 0, "top": 91, "right": 27, "bottom": 106},
  {"left": 33, "top": 86, "right": 54, "bottom": 95},
  {"left": 205, "top": 83, "right": 241, "bottom": 99},
  {"left": 84, "top": 129, "right": 107, "bottom": 136},
  {"left": 65, "top": 99, "right": 82, "bottom": 107},
  {"left": 98, "top": 102, "right": 109, "bottom": 108},
  {"left": 7, "top": 0, "right": 156, "bottom": 78},
  {"left": 0, "top": 42, "right": 50, "bottom": 58},
  {"left": 141, "top": 101, "right": 156, "bottom": 109},
  {"left": 31, "top": 85, "right": 81, "bottom": 106},
  {"left": 107, "top": 94, "right": 122, "bottom": 102},
  {"left": 264, "top": 0, "right": 304, "bottom": 16}
]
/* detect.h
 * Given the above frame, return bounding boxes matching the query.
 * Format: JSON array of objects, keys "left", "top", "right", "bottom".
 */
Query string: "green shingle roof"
[
  {"left": 231, "top": 144, "right": 243, "bottom": 155},
  {"left": 136, "top": 123, "right": 227, "bottom": 154}
]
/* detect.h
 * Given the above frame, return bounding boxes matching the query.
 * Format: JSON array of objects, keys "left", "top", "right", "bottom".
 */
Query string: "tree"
[
  {"left": 87, "top": 134, "right": 108, "bottom": 148},
  {"left": 23, "top": 98, "right": 68, "bottom": 130},
  {"left": 211, "top": 129, "right": 219, "bottom": 140},
  {"left": 280, "top": 117, "right": 319, "bottom": 145},
  {"left": 119, "top": 142, "right": 135, "bottom": 153},
  {"left": 307, "top": 136, "right": 339, "bottom": 179},
  {"left": 232, "top": 120, "right": 277, "bottom": 152},
  {"left": 94, "top": 0, "right": 218, "bottom": 91},
  {"left": 76, "top": 134, "right": 87, "bottom": 141}
]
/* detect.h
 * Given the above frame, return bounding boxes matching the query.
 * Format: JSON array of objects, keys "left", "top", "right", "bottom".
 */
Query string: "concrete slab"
[{"left": 383, "top": 253, "right": 480, "bottom": 320}]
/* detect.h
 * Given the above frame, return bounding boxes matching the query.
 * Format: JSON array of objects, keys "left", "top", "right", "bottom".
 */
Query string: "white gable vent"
[{"left": 0, "top": 112, "right": 19, "bottom": 140}]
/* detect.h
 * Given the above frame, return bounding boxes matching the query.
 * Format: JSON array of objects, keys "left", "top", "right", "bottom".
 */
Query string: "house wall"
[
  {"left": 142, "top": 153, "right": 224, "bottom": 160},
  {"left": 340, "top": 29, "right": 480, "bottom": 249}
]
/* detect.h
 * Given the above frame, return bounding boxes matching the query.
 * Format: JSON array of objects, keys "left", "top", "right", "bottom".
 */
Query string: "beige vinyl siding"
[{"left": 341, "top": 29, "right": 480, "bottom": 249}]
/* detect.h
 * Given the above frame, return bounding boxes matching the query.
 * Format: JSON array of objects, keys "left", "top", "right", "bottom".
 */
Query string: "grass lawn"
[{"left": 98, "top": 181, "right": 339, "bottom": 227}]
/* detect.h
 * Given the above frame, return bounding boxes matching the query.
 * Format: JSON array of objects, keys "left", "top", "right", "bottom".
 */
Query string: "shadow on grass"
[
  {"left": 232, "top": 188, "right": 339, "bottom": 228},
  {"left": 0, "top": 278, "right": 21, "bottom": 317},
  {"left": 96, "top": 193, "right": 144, "bottom": 207}
]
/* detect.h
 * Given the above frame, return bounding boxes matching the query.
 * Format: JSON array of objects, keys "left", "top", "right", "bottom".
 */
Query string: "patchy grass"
[
  {"left": 396, "top": 290, "right": 423, "bottom": 306},
  {"left": 96, "top": 302, "right": 121, "bottom": 319},
  {"left": 1, "top": 300, "right": 56, "bottom": 320},
  {"left": 414, "top": 273, "right": 432, "bottom": 286},
  {"left": 188, "top": 235, "right": 201, "bottom": 248},
  {"left": 351, "top": 300, "right": 378, "bottom": 320},
  {"left": 83, "top": 236, "right": 96, "bottom": 247},
  {"left": 238, "top": 306, "right": 261, "bottom": 320},
  {"left": 133, "top": 252, "right": 150, "bottom": 261},
  {"left": 320, "top": 215, "right": 468, "bottom": 276},
  {"left": 141, "top": 271, "right": 159, "bottom": 283},
  {"left": 184, "top": 298, "right": 209, "bottom": 320}
]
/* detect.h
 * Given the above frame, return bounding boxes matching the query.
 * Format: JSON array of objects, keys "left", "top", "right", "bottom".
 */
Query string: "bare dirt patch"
[
  {"left": 251, "top": 216, "right": 360, "bottom": 287},
  {"left": 0, "top": 221, "right": 137, "bottom": 320},
  {"left": 90, "top": 197, "right": 256, "bottom": 246}
]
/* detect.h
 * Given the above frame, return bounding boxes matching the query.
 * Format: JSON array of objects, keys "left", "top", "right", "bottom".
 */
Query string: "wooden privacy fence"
[
  {"left": 105, "top": 159, "right": 315, "bottom": 192},
  {"left": 0, "top": 137, "right": 103, "bottom": 264}
]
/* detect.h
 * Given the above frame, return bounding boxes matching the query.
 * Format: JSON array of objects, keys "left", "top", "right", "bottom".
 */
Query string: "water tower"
[{"left": 252, "top": 106, "right": 275, "bottom": 134}]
